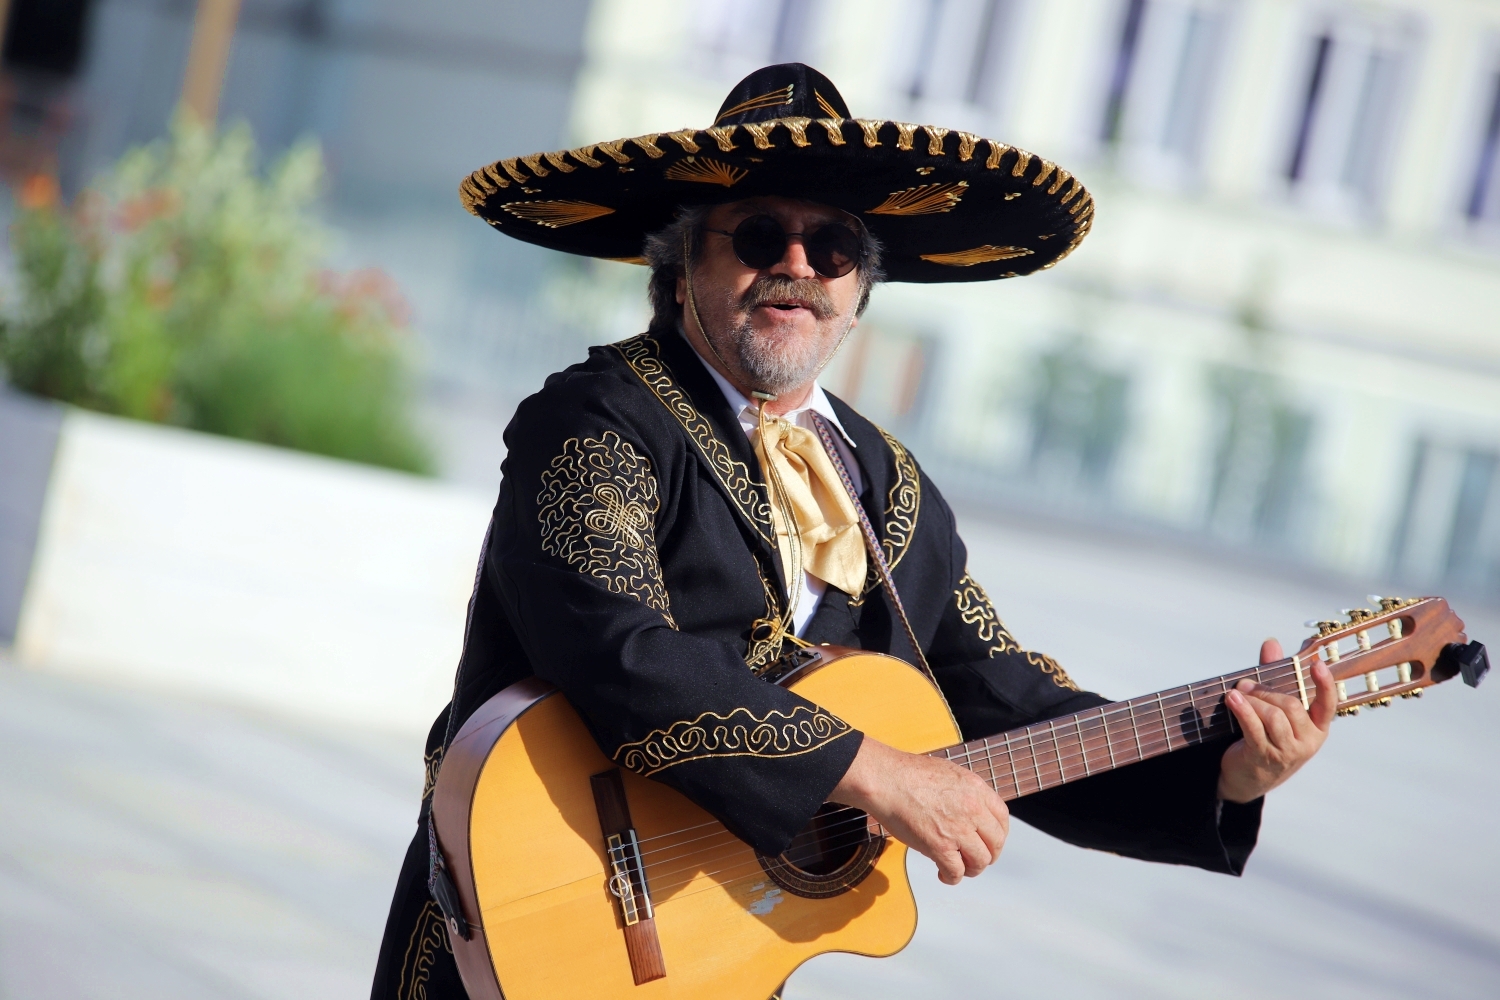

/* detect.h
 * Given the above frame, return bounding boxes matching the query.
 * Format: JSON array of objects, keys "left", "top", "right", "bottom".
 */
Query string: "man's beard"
[{"left": 705, "top": 275, "right": 845, "bottom": 394}]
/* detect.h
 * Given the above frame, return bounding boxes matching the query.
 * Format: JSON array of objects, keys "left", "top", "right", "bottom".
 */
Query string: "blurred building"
[
  {"left": 568, "top": 0, "right": 1500, "bottom": 599},
  {"left": 9, "top": 0, "right": 1499, "bottom": 598}
]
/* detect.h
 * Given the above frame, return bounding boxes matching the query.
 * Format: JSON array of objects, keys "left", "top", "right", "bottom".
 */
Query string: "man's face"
[{"left": 676, "top": 196, "right": 864, "bottom": 395}]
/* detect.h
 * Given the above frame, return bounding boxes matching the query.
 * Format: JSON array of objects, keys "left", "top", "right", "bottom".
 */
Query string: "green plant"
[{"left": 0, "top": 117, "right": 431, "bottom": 473}]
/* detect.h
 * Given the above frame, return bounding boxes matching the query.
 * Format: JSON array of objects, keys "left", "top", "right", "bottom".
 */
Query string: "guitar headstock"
[{"left": 1298, "top": 597, "right": 1487, "bottom": 717}]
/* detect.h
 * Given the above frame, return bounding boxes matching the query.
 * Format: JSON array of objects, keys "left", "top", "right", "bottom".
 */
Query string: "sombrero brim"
[{"left": 459, "top": 117, "right": 1094, "bottom": 283}]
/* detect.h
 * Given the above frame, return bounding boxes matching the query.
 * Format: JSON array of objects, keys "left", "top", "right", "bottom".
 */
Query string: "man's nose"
[{"left": 768, "top": 235, "right": 817, "bottom": 280}]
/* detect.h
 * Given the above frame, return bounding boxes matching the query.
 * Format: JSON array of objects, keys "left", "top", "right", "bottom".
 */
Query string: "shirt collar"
[{"left": 683, "top": 331, "right": 858, "bottom": 448}]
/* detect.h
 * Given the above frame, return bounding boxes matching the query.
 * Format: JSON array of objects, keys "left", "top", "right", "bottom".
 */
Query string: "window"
[
  {"left": 1390, "top": 439, "right": 1500, "bottom": 592},
  {"left": 1282, "top": 10, "right": 1420, "bottom": 217},
  {"left": 1465, "top": 67, "right": 1500, "bottom": 226},
  {"left": 1099, "top": 0, "right": 1231, "bottom": 185},
  {"left": 901, "top": 0, "right": 1021, "bottom": 115},
  {"left": 693, "top": 0, "right": 826, "bottom": 78}
]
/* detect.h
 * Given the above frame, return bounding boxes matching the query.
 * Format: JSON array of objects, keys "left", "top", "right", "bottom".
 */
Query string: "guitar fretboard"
[{"left": 930, "top": 659, "right": 1307, "bottom": 800}]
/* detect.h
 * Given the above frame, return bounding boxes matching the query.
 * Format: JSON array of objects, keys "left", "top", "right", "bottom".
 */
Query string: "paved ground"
[{"left": 1, "top": 510, "right": 1496, "bottom": 999}]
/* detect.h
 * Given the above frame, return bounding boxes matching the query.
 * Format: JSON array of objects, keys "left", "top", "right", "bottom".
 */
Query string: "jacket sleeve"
[
  {"left": 925, "top": 526, "right": 1262, "bottom": 875},
  {"left": 488, "top": 374, "right": 861, "bottom": 857}
]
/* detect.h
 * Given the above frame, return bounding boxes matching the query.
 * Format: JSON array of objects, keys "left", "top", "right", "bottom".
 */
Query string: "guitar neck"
[{"left": 930, "top": 658, "right": 1308, "bottom": 801}]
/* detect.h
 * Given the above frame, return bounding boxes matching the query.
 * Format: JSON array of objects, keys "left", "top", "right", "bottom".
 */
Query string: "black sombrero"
[{"left": 459, "top": 63, "right": 1093, "bottom": 283}]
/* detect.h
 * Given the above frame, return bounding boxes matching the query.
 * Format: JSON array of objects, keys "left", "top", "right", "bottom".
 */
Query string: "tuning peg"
[{"left": 1305, "top": 620, "right": 1342, "bottom": 637}]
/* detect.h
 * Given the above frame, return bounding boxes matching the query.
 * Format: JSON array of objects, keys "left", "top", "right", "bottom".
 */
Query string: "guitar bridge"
[
  {"left": 591, "top": 769, "right": 666, "bottom": 984},
  {"left": 605, "top": 830, "right": 652, "bottom": 925}
]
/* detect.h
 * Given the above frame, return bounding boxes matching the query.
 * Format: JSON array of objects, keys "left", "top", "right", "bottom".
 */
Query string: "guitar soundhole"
[{"left": 757, "top": 803, "right": 885, "bottom": 899}]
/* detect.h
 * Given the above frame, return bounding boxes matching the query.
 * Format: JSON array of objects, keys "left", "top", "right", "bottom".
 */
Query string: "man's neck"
[{"left": 677, "top": 321, "right": 815, "bottom": 416}]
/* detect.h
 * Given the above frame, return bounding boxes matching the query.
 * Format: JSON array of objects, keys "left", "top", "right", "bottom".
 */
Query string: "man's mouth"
[{"left": 757, "top": 299, "right": 814, "bottom": 312}]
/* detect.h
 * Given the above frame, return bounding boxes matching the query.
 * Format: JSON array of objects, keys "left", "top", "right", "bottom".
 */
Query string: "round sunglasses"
[{"left": 705, "top": 214, "right": 865, "bottom": 279}]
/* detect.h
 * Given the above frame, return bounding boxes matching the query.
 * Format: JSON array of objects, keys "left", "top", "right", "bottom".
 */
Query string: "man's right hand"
[{"left": 829, "top": 735, "right": 1009, "bottom": 885}]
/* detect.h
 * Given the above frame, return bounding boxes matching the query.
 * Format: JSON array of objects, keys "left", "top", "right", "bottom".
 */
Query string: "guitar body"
[{"left": 432, "top": 649, "right": 961, "bottom": 1000}]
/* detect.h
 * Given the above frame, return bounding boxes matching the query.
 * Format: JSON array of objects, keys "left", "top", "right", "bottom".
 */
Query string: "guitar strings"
[
  {"left": 634, "top": 651, "right": 1363, "bottom": 890},
  {"left": 623, "top": 656, "right": 1315, "bottom": 869},
  {"left": 471, "top": 706, "right": 1294, "bottom": 919},
  {"left": 491, "top": 651, "right": 1401, "bottom": 920},
  {"left": 635, "top": 718, "right": 1254, "bottom": 895}
]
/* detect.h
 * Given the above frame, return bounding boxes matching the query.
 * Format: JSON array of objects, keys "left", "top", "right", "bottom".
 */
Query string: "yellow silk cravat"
[{"left": 751, "top": 412, "right": 867, "bottom": 600}]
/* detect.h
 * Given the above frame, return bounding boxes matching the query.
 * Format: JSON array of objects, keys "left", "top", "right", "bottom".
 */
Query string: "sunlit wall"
[{"left": 568, "top": 0, "right": 1500, "bottom": 597}]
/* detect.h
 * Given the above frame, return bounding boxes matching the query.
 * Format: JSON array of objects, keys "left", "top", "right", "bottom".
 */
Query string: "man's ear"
[{"left": 675, "top": 273, "right": 686, "bottom": 306}]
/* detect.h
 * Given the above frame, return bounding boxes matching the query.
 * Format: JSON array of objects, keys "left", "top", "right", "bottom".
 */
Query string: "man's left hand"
[{"left": 1217, "top": 638, "right": 1337, "bottom": 803}]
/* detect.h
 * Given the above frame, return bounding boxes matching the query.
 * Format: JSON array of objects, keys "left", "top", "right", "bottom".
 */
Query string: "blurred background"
[{"left": 0, "top": 1, "right": 1497, "bottom": 998}]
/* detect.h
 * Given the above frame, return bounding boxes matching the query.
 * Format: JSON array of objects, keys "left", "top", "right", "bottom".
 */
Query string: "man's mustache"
[{"left": 738, "top": 276, "right": 837, "bottom": 320}]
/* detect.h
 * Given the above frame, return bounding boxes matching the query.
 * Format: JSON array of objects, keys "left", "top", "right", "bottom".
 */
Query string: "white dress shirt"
[{"left": 689, "top": 343, "right": 863, "bottom": 637}]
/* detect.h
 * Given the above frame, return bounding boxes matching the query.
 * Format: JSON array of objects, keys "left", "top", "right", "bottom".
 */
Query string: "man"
[{"left": 372, "top": 64, "right": 1333, "bottom": 1000}]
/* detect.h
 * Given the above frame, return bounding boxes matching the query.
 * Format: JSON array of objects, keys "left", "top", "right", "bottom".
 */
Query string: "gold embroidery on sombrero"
[
  {"left": 614, "top": 705, "right": 853, "bottom": 776},
  {"left": 816, "top": 118, "right": 847, "bottom": 144},
  {"left": 715, "top": 84, "right": 795, "bottom": 124},
  {"left": 867, "top": 180, "right": 969, "bottom": 216},
  {"left": 985, "top": 139, "right": 1009, "bottom": 169},
  {"left": 664, "top": 156, "right": 747, "bottom": 188},
  {"left": 519, "top": 153, "right": 550, "bottom": 177},
  {"left": 501, "top": 200, "right": 615, "bottom": 228},
  {"left": 705, "top": 124, "right": 739, "bottom": 152},
  {"left": 613, "top": 334, "right": 776, "bottom": 545},
  {"left": 397, "top": 901, "right": 451, "bottom": 1000},
  {"left": 954, "top": 573, "right": 1079, "bottom": 690},
  {"left": 1010, "top": 149, "right": 1033, "bottom": 177},
  {"left": 458, "top": 176, "right": 492, "bottom": 214},
  {"left": 893, "top": 121, "right": 918, "bottom": 150},
  {"left": 1031, "top": 160, "right": 1056, "bottom": 188},
  {"left": 538, "top": 432, "right": 676, "bottom": 626},
  {"left": 920, "top": 245, "right": 1036, "bottom": 267},
  {"left": 742, "top": 121, "right": 778, "bottom": 149},
  {"left": 780, "top": 117, "right": 813, "bottom": 146},
  {"left": 631, "top": 134, "right": 666, "bottom": 158},
  {"left": 814, "top": 89, "right": 841, "bottom": 119},
  {"left": 956, "top": 131, "right": 980, "bottom": 161},
  {"left": 499, "top": 158, "right": 529, "bottom": 183},
  {"left": 542, "top": 150, "right": 575, "bottom": 173},
  {"left": 1041, "top": 209, "right": 1094, "bottom": 272},
  {"left": 568, "top": 144, "right": 603, "bottom": 167},
  {"left": 924, "top": 126, "right": 949, "bottom": 155},
  {"left": 855, "top": 119, "right": 884, "bottom": 147},
  {"left": 595, "top": 139, "right": 632, "bottom": 164},
  {"left": 665, "top": 128, "right": 701, "bottom": 153}
]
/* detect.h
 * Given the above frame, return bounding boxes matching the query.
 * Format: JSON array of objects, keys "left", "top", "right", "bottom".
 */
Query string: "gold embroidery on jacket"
[
  {"left": 420, "top": 745, "right": 444, "bottom": 801},
  {"left": 954, "top": 572, "right": 1078, "bottom": 690},
  {"left": 613, "top": 334, "right": 776, "bottom": 545},
  {"left": 538, "top": 432, "right": 676, "bottom": 626},
  {"left": 877, "top": 427, "right": 920, "bottom": 572},
  {"left": 852, "top": 425, "right": 921, "bottom": 603},
  {"left": 745, "top": 553, "right": 790, "bottom": 674},
  {"left": 397, "top": 900, "right": 452, "bottom": 1000},
  {"left": 615, "top": 705, "right": 853, "bottom": 776}
]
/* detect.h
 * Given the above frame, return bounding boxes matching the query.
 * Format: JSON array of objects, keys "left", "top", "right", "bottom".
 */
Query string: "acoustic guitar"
[{"left": 431, "top": 596, "right": 1487, "bottom": 1000}]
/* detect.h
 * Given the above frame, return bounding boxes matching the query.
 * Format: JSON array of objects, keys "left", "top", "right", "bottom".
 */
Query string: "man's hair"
[{"left": 640, "top": 206, "right": 884, "bottom": 333}]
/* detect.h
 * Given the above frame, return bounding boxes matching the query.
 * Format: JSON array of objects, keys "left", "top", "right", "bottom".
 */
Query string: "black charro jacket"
[{"left": 371, "top": 327, "right": 1262, "bottom": 999}]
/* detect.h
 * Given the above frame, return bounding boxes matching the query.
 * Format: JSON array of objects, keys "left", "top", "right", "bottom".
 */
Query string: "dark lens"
[
  {"left": 806, "top": 223, "right": 862, "bottom": 278},
  {"left": 731, "top": 215, "right": 788, "bottom": 270}
]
